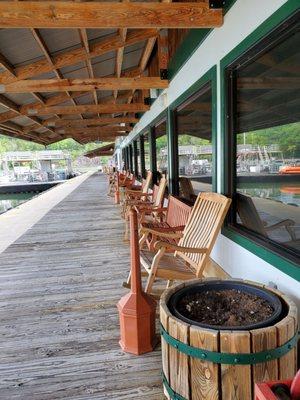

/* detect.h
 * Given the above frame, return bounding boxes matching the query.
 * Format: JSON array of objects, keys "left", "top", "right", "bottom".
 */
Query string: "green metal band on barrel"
[
  {"left": 162, "top": 372, "right": 187, "bottom": 400},
  {"left": 160, "top": 323, "right": 299, "bottom": 365}
]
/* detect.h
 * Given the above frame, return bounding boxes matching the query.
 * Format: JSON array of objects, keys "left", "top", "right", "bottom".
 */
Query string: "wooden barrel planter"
[{"left": 160, "top": 278, "right": 298, "bottom": 400}]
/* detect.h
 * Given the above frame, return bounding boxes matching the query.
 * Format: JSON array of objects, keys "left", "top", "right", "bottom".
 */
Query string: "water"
[
  {"left": 0, "top": 193, "right": 37, "bottom": 214},
  {"left": 238, "top": 181, "right": 300, "bottom": 206}
]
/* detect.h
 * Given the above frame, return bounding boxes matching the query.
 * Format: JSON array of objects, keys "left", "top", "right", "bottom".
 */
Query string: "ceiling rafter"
[
  {"left": 30, "top": 28, "right": 84, "bottom": 120},
  {"left": 26, "top": 102, "right": 149, "bottom": 116},
  {"left": 0, "top": 93, "right": 57, "bottom": 139},
  {"left": 0, "top": 29, "right": 158, "bottom": 85},
  {"left": 1, "top": 77, "right": 169, "bottom": 93},
  {"left": 114, "top": 0, "right": 129, "bottom": 101},
  {"left": 0, "top": 52, "right": 16, "bottom": 78},
  {"left": 51, "top": 117, "right": 138, "bottom": 128}
]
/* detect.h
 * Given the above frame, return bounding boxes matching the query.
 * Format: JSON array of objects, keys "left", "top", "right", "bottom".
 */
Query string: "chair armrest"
[
  {"left": 125, "top": 187, "right": 143, "bottom": 194},
  {"left": 154, "top": 241, "right": 207, "bottom": 253},
  {"left": 140, "top": 227, "right": 184, "bottom": 239},
  {"left": 149, "top": 207, "right": 168, "bottom": 213},
  {"left": 141, "top": 225, "right": 185, "bottom": 233}
]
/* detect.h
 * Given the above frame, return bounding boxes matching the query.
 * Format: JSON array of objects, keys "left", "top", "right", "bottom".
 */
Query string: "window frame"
[
  {"left": 169, "top": 66, "right": 217, "bottom": 194},
  {"left": 154, "top": 117, "right": 168, "bottom": 180},
  {"left": 220, "top": 2, "right": 300, "bottom": 280}
]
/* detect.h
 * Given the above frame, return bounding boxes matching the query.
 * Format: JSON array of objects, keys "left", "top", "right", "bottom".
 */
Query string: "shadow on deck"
[{"left": 0, "top": 173, "right": 163, "bottom": 400}]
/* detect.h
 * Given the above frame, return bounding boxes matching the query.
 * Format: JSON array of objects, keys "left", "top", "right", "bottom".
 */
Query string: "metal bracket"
[
  {"left": 160, "top": 69, "right": 168, "bottom": 80},
  {"left": 209, "top": 0, "right": 225, "bottom": 9},
  {"left": 160, "top": 324, "right": 299, "bottom": 365}
]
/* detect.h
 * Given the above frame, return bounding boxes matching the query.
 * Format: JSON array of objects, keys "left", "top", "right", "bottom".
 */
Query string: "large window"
[
  {"left": 154, "top": 119, "right": 168, "bottom": 178},
  {"left": 175, "top": 83, "right": 213, "bottom": 195},
  {"left": 226, "top": 13, "right": 299, "bottom": 262},
  {"left": 134, "top": 140, "right": 140, "bottom": 178},
  {"left": 144, "top": 132, "right": 150, "bottom": 172}
]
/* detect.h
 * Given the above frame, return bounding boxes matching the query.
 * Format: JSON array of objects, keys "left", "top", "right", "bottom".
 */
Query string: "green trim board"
[
  {"left": 169, "top": 66, "right": 218, "bottom": 193},
  {"left": 220, "top": 0, "right": 300, "bottom": 280},
  {"left": 168, "top": 0, "right": 238, "bottom": 80},
  {"left": 222, "top": 227, "right": 300, "bottom": 282}
]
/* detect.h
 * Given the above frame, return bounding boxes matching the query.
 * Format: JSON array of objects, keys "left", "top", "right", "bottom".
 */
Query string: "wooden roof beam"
[
  {"left": 0, "top": 52, "right": 16, "bottom": 78},
  {"left": 0, "top": 2, "right": 223, "bottom": 28},
  {"left": 51, "top": 117, "right": 138, "bottom": 127},
  {"left": 114, "top": 0, "right": 129, "bottom": 101},
  {"left": 1, "top": 77, "right": 169, "bottom": 93},
  {"left": 26, "top": 103, "right": 149, "bottom": 116},
  {"left": 56, "top": 126, "right": 129, "bottom": 135},
  {"left": 31, "top": 28, "right": 83, "bottom": 120},
  {"left": 0, "top": 29, "right": 158, "bottom": 84},
  {"left": 0, "top": 94, "right": 57, "bottom": 137},
  {"left": 79, "top": 28, "right": 99, "bottom": 117}
]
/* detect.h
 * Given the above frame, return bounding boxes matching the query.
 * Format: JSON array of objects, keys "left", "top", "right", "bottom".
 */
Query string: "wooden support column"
[
  {"left": 129, "top": 144, "right": 134, "bottom": 173},
  {"left": 126, "top": 146, "right": 130, "bottom": 170},
  {"left": 158, "top": 29, "right": 169, "bottom": 79},
  {"left": 139, "top": 134, "right": 145, "bottom": 179},
  {"left": 133, "top": 140, "right": 139, "bottom": 178},
  {"left": 167, "top": 107, "right": 179, "bottom": 196},
  {"left": 149, "top": 127, "right": 157, "bottom": 184}
]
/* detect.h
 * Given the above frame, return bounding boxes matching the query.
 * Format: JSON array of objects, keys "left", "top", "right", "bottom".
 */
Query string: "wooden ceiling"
[{"left": 0, "top": 1, "right": 224, "bottom": 145}]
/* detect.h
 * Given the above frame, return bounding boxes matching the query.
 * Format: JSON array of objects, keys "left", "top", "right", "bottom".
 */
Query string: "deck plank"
[{"left": 0, "top": 173, "right": 163, "bottom": 400}]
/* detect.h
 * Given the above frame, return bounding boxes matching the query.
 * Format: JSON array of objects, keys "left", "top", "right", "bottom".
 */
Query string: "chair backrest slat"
[
  {"left": 142, "top": 170, "right": 153, "bottom": 194},
  {"left": 176, "top": 192, "right": 231, "bottom": 277},
  {"left": 166, "top": 196, "right": 192, "bottom": 227},
  {"left": 154, "top": 175, "right": 167, "bottom": 208}
]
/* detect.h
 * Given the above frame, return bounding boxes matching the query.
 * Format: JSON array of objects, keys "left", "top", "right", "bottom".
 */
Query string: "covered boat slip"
[{"left": 0, "top": 173, "right": 163, "bottom": 399}]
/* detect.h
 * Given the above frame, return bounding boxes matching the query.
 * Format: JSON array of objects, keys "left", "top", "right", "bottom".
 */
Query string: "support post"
[
  {"left": 149, "top": 126, "right": 157, "bottom": 184},
  {"left": 114, "top": 171, "right": 120, "bottom": 204},
  {"left": 117, "top": 209, "right": 156, "bottom": 355},
  {"left": 133, "top": 140, "right": 139, "bottom": 177},
  {"left": 167, "top": 107, "right": 179, "bottom": 195},
  {"left": 139, "top": 134, "right": 146, "bottom": 179}
]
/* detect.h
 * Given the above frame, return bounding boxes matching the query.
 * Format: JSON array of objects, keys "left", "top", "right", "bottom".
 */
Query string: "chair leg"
[
  {"left": 124, "top": 217, "right": 129, "bottom": 242},
  {"left": 145, "top": 247, "right": 165, "bottom": 294},
  {"left": 139, "top": 233, "right": 147, "bottom": 249}
]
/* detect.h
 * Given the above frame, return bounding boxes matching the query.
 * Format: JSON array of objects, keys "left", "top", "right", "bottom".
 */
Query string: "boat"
[{"left": 279, "top": 165, "right": 300, "bottom": 174}]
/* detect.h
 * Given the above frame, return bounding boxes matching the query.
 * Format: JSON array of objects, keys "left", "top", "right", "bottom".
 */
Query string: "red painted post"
[
  {"left": 114, "top": 171, "right": 120, "bottom": 204},
  {"left": 117, "top": 208, "right": 156, "bottom": 355}
]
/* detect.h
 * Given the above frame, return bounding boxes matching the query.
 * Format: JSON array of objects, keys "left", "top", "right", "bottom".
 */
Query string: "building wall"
[{"left": 121, "top": 0, "right": 300, "bottom": 311}]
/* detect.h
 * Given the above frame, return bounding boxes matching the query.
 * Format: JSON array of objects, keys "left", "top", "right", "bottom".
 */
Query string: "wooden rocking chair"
[
  {"left": 139, "top": 192, "right": 231, "bottom": 294},
  {"left": 124, "top": 170, "right": 152, "bottom": 200},
  {"left": 122, "top": 195, "right": 192, "bottom": 289},
  {"left": 139, "top": 195, "right": 192, "bottom": 252},
  {"left": 121, "top": 171, "right": 153, "bottom": 217},
  {"left": 124, "top": 175, "right": 167, "bottom": 241}
]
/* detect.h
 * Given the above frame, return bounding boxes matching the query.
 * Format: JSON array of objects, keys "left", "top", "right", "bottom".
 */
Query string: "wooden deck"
[{"left": 0, "top": 173, "right": 163, "bottom": 400}]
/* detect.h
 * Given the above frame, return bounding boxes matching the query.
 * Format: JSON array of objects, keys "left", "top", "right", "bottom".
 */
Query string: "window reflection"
[
  {"left": 155, "top": 120, "right": 168, "bottom": 178},
  {"left": 175, "top": 84, "right": 213, "bottom": 197},
  {"left": 232, "top": 22, "right": 300, "bottom": 258},
  {"left": 144, "top": 133, "right": 150, "bottom": 171}
]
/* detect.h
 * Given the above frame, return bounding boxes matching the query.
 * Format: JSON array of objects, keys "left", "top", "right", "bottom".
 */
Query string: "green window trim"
[
  {"left": 222, "top": 227, "right": 300, "bottom": 282},
  {"left": 169, "top": 66, "right": 218, "bottom": 193},
  {"left": 220, "top": 0, "right": 300, "bottom": 281}
]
